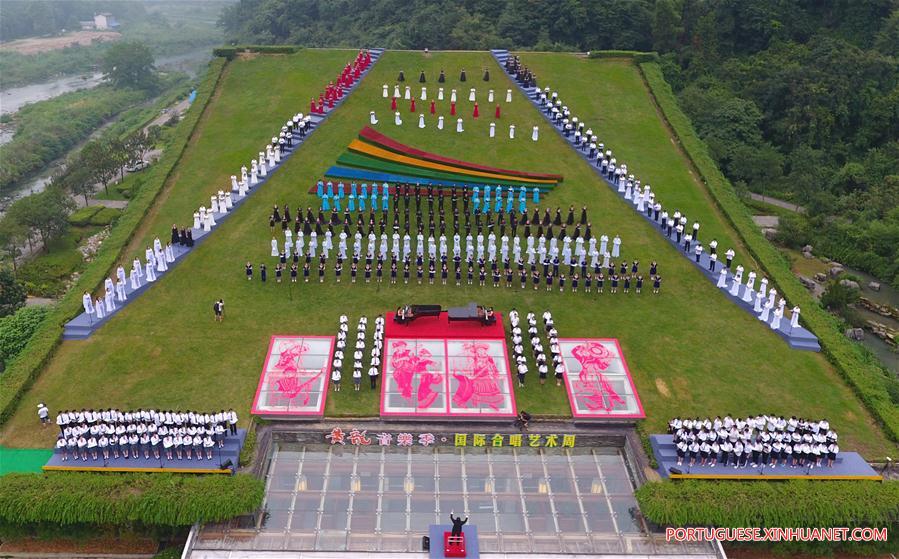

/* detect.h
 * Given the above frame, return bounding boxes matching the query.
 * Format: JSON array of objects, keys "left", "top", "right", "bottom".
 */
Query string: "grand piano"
[{"left": 394, "top": 302, "right": 496, "bottom": 326}]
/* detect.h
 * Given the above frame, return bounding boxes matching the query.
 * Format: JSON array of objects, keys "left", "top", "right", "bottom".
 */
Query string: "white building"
[{"left": 93, "top": 13, "right": 119, "bottom": 30}]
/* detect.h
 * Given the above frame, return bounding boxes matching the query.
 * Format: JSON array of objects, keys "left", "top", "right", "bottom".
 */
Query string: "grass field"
[{"left": 1, "top": 50, "right": 892, "bottom": 458}]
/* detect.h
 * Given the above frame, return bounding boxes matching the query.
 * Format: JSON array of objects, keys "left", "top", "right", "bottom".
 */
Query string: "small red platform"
[
  {"left": 444, "top": 532, "right": 466, "bottom": 557},
  {"left": 384, "top": 310, "right": 505, "bottom": 340}
]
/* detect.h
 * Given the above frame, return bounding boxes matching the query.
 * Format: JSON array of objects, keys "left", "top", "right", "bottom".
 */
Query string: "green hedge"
[
  {"left": 67, "top": 206, "right": 102, "bottom": 227},
  {"left": 588, "top": 50, "right": 659, "bottom": 63},
  {"left": 213, "top": 45, "right": 300, "bottom": 59},
  {"left": 637, "top": 480, "right": 899, "bottom": 528},
  {"left": 0, "top": 306, "right": 49, "bottom": 366},
  {"left": 0, "top": 472, "right": 263, "bottom": 527},
  {"left": 636, "top": 480, "right": 899, "bottom": 554},
  {"left": 639, "top": 62, "right": 899, "bottom": 446},
  {"left": 0, "top": 57, "right": 228, "bottom": 426},
  {"left": 212, "top": 47, "right": 238, "bottom": 60},
  {"left": 88, "top": 207, "right": 123, "bottom": 226}
]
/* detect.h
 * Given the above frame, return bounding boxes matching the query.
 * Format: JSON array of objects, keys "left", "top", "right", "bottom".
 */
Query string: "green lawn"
[{"left": 1, "top": 50, "right": 892, "bottom": 459}]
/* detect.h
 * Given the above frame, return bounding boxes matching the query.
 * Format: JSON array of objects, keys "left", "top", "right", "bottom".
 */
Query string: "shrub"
[
  {"left": 0, "top": 269, "right": 27, "bottom": 318},
  {"left": 640, "top": 61, "right": 899, "bottom": 445},
  {"left": 239, "top": 420, "right": 257, "bottom": 467},
  {"left": 68, "top": 206, "right": 102, "bottom": 227},
  {"left": 212, "top": 47, "right": 238, "bottom": 60},
  {"left": 0, "top": 472, "right": 264, "bottom": 528},
  {"left": 88, "top": 207, "right": 122, "bottom": 226},
  {"left": 820, "top": 281, "right": 860, "bottom": 312},
  {"left": 0, "top": 58, "right": 227, "bottom": 425},
  {"left": 0, "top": 306, "right": 49, "bottom": 366},
  {"left": 636, "top": 480, "right": 899, "bottom": 555},
  {"left": 588, "top": 50, "right": 659, "bottom": 63},
  {"left": 247, "top": 45, "right": 299, "bottom": 54}
]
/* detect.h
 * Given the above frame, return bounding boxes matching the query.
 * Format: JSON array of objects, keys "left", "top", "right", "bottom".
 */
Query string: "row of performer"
[
  {"left": 246, "top": 255, "right": 663, "bottom": 293},
  {"left": 382, "top": 83, "right": 512, "bottom": 103},
  {"left": 266, "top": 229, "right": 625, "bottom": 265},
  {"left": 81, "top": 236, "right": 177, "bottom": 320},
  {"left": 53, "top": 408, "right": 239, "bottom": 462}
]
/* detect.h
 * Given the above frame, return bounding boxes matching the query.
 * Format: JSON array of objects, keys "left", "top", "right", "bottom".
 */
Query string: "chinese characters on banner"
[{"left": 325, "top": 427, "right": 576, "bottom": 448}]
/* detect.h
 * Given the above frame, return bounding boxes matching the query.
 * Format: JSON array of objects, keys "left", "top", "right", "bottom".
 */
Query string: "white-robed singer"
[
  {"left": 532, "top": 125, "right": 539, "bottom": 141},
  {"left": 790, "top": 306, "right": 801, "bottom": 328},
  {"left": 133, "top": 257, "right": 143, "bottom": 279},
  {"left": 129, "top": 267, "right": 141, "bottom": 290},
  {"left": 115, "top": 278, "right": 127, "bottom": 302},
  {"left": 104, "top": 287, "right": 116, "bottom": 312},
  {"left": 770, "top": 306, "right": 783, "bottom": 330},
  {"left": 506, "top": 89, "right": 512, "bottom": 103},
  {"left": 155, "top": 249, "right": 167, "bottom": 273},
  {"left": 145, "top": 258, "right": 156, "bottom": 282},
  {"left": 716, "top": 267, "right": 728, "bottom": 288},
  {"left": 456, "top": 118, "right": 464, "bottom": 133},
  {"left": 742, "top": 272, "right": 756, "bottom": 302},
  {"left": 82, "top": 292, "right": 94, "bottom": 316},
  {"left": 437, "top": 115, "right": 444, "bottom": 130}
]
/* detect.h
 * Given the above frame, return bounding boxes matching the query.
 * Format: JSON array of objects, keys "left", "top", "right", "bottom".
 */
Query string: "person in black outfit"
[{"left": 449, "top": 512, "right": 468, "bottom": 538}]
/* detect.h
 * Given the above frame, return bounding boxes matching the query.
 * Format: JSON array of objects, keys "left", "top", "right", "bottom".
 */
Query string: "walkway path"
[{"left": 748, "top": 192, "right": 805, "bottom": 213}]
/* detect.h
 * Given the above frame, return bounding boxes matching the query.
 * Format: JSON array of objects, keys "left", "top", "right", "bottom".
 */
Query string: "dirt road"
[{"left": 0, "top": 31, "right": 120, "bottom": 55}]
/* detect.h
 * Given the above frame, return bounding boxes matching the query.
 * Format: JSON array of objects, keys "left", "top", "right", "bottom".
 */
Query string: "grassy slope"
[{"left": 0, "top": 51, "right": 890, "bottom": 458}]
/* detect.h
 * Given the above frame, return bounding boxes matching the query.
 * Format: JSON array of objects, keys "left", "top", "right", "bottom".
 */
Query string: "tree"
[
  {"left": 0, "top": 269, "right": 27, "bottom": 318},
  {"left": 820, "top": 281, "right": 860, "bottom": 313},
  {"left": 6, "top": 188, "right": 73, "bottom": 253},
  {"left": 102, "top": 41, "right": 159, "bottom": 91},
  {"left": 652, "top": 0, "right": 683, "bottom": 53},
  {"left": 0, "top": 219, "right": 26, "bottom": 274},
  {"left": 57, "top": 166, "right": 94, "bottom": 207},
  {"left": 81, "top": 140, "right": 117, "bottom": 196}
]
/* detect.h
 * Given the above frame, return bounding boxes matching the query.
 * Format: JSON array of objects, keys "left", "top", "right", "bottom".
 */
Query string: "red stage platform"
[
  {"left": 384, "top": 310, "right": 506, "bottom": 340},
  {"left": 444, "top": 532, "right": 466, "bottom": 557},
  {"left": 381, "top": 308, "right": 516, "bottom": 419}
]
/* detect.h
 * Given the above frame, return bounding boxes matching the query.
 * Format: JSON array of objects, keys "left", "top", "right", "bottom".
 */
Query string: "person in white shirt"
[
  {"left": 193, "top": 434, "right": 203, "bottom": 460},
  {"left": 173, "top": 433, "right": 183, "bottom": 460},
  {"left": 163, "top": 435, "right": 174, "bottom": 460},
  {"left": 56, "top": 436, "right": 69, "bottom": 461},
  {"left": 228, "top": 409, "right": 238, "bottom": 435},
  {"left": 203, "top": 435, "right": 215, "bottom": 460}
]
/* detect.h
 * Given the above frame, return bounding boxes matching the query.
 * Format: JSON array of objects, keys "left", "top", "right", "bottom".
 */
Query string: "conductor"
[{"left": 449, "top": 511, "right": 468, "bottom": 538}]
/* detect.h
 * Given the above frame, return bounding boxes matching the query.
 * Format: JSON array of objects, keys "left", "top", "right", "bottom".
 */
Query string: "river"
[
  {"left": 0, "top": 46, "right": 213, "bottom": 143},
  {"left": 844, "top": 266, "right": 899, "bottom": 375},
  {"left": 0, "top": 46, "right": 214, "bottom": 207}
]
